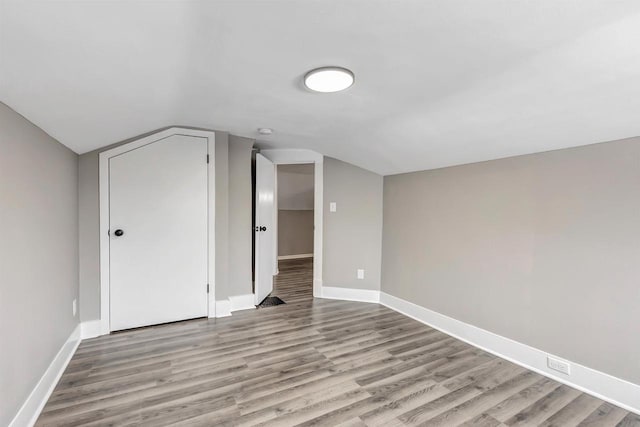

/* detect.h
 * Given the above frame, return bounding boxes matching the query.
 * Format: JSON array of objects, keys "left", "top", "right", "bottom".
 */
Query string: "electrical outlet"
[
  {"left": 329, "top": 202, "right": 337, "bottom": 212},
  {"left": 357, "top": 269, "right": 365, "bottom": 279},
  {"left": 72, "top": 299, "right": 77, "bottom": 317},
  {"left": 547, "top": 356, "right": 570, "bottom": 375}
]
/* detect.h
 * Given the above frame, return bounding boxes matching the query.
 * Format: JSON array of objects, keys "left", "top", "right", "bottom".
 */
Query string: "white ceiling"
[{"left": 1, "top": 0, "right": 640, "bottom": 175}]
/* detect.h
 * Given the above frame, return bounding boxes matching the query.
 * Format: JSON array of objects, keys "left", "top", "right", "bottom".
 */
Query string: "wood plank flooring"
[{"left": 37, "top": 258, "right": 639, "bottom": 426}]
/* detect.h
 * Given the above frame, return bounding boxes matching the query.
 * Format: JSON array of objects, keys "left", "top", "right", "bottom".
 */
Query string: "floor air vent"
[{"left": 257, "top": 296, "right": 286, "bottom": 308}]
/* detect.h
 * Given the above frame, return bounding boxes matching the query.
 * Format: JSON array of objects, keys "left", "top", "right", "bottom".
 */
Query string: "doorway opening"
[
  {"left": 252, "top": 149, "right": 323, "bottom": 306},
  {"left": 272, "top": 163, "right": 315, "bottom": 304}
]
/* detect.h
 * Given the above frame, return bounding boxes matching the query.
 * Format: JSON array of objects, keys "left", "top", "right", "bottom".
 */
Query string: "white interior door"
[
  {"left": 255, "top": 153, "right": 276, "bottom": 305},
  {"left": 109, "top": 135, "right": 208, "bottom": 331}
]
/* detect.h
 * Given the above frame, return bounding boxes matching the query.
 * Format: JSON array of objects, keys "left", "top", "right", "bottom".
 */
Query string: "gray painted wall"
[
  {"left": 228, "top": 135, "right": 254, "bottom": 296},
  {"left": 78, "top": 151, "right": 100, "bottom": 322},
  {"left": 278, "top": 164, "right": 314, "bottom": 210},
  {"left": 215, "top": 132, "right": 230, "bottom": 300},
  {"left": 381, "top": 137, "right": 640, "bottom": 385},
  {"left": 77, "top": 129, "right": 254, "bottom": 321},
  {"left": 323, "top": 157, "right": 383, "bottom": 290},
  {"left": 0, "top": 103, "right": 79, "bottom": 426},
  {"left": 278, "top": 210, "right": 314, "bottom": 256}
]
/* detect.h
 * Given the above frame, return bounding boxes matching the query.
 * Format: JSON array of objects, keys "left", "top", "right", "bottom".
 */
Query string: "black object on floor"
[{"left": 258, "top": 296, "right": 286, "bottom": 308}]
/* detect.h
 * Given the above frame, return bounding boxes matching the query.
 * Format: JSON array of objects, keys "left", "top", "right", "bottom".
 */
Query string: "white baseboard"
[
  {"left": 313, "top": 278, "right": 322, "bottom": 298},
  {"left": 321, "top": 286, "right": 380, "bottom": 303},
  {"left": 82, "top": 294, "right": 255, "bottom": 332},
  {"left": 216, "top": 294, "right": 256, "bottom": 317},
  {"left": 229, "top": 294, "right": 256, "bottom": 312},
  {"left": 278, "top": 253, "right": 313, "bottom": 260},
  {"left": 9, "top": 324, "right": 81, "bottom": 427},
  {"left": 81, "top": 320, "right": 102, "bottom": 339},
  {"left": 215, "top": 299, "right": 232, "bottom": 317},
  {"left": 379, "top": 292, "right": 640, "bottom": 415}
]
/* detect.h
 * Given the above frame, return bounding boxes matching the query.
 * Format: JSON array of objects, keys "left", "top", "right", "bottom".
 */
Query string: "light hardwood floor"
[{"left": 37, "top": 258, "right": 639, "bottom": 426}]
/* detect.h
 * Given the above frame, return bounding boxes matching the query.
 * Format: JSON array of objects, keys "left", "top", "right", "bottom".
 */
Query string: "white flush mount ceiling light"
[
  {"left": 304, "top": 67, "right": 354, "bottom": 93},
  {"left": 258, "top": 128, "right": 273, "bottom": 135}
]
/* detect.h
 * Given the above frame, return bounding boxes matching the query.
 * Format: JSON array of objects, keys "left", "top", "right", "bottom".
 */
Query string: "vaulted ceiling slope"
[{"left": 1, "top": 0, "right": 640, "bottom": 175}]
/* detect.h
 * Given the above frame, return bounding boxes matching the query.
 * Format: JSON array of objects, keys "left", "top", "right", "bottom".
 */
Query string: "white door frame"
[
  {"left": 260, "top": 149, "right": 323, "bottom": 298},
  {"left": 99, "top": 127, "right": 216, "bottom": 335}
]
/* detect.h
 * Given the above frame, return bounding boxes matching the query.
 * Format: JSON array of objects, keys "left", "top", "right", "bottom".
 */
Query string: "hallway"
[{"left": 270, "top": 258, "right": 314, "bottom": 304}]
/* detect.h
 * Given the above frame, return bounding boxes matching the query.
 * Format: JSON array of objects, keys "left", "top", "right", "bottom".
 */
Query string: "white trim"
[
  {"left": 320, "top": 286, "right": 381, "bottom": 303},
  {"left": 278, "top": 253, "right": 314, "bottom": 260},
  {"left": 216, "top": 294, "right": 256, "bottom": 317},
  {"left": 99, "top": 127, "right": 216, "bottom": 335},
  {"left": 273, "top": 166, "right": 279, "bottom": 276},
  {"left": 313, "top": 157, "right": 324, "bottom": 299},
  {"left": 259, "top": 149, "right": 323, "bottom": 165},
  {"left": 229, "top": 294, "right": 256, "bottom": 312},
  {"left": 260, "top": 149, "right": 323, "bottom": 299},
  {"left": 314, "top": 278, "right": 323, "bottom": 297},
  {"left": 215, "top": 299, "right": 232, "bottom": 317},
  {"left": 379, "top": 292, "right": 640, "bottom": 415},
  {"left": 9, "top": 324, "right": 81, "bottom": 427},
  {"left": 206, "top": 131, "right": 216, "bottom": 319},
  {"left": 81, "top": 320, "right": 102, "bottom": 340}
]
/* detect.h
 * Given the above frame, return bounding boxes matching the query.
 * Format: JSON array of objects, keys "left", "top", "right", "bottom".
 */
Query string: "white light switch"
[
  {"left": 329, "top": 202, "right": 337, "bottom": 212},
  {"left": 357, "top": 269, "right": 365, "bottom": 279},
  {"left": 72, "top": 299, "right": 77, "bottom": 317}
]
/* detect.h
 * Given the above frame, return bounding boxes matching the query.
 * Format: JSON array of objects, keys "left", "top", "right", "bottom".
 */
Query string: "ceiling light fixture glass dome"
[{"left": 304, "top": 67, "right": 354, "bottom": 93}]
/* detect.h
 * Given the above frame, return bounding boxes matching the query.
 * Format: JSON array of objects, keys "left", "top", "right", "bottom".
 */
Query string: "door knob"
[
  {"left": 260, "top": 226, "right": 267, "bottom": 232},
  {"left": 114, "top": 229, "right": 124, "bottom": 237}
]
